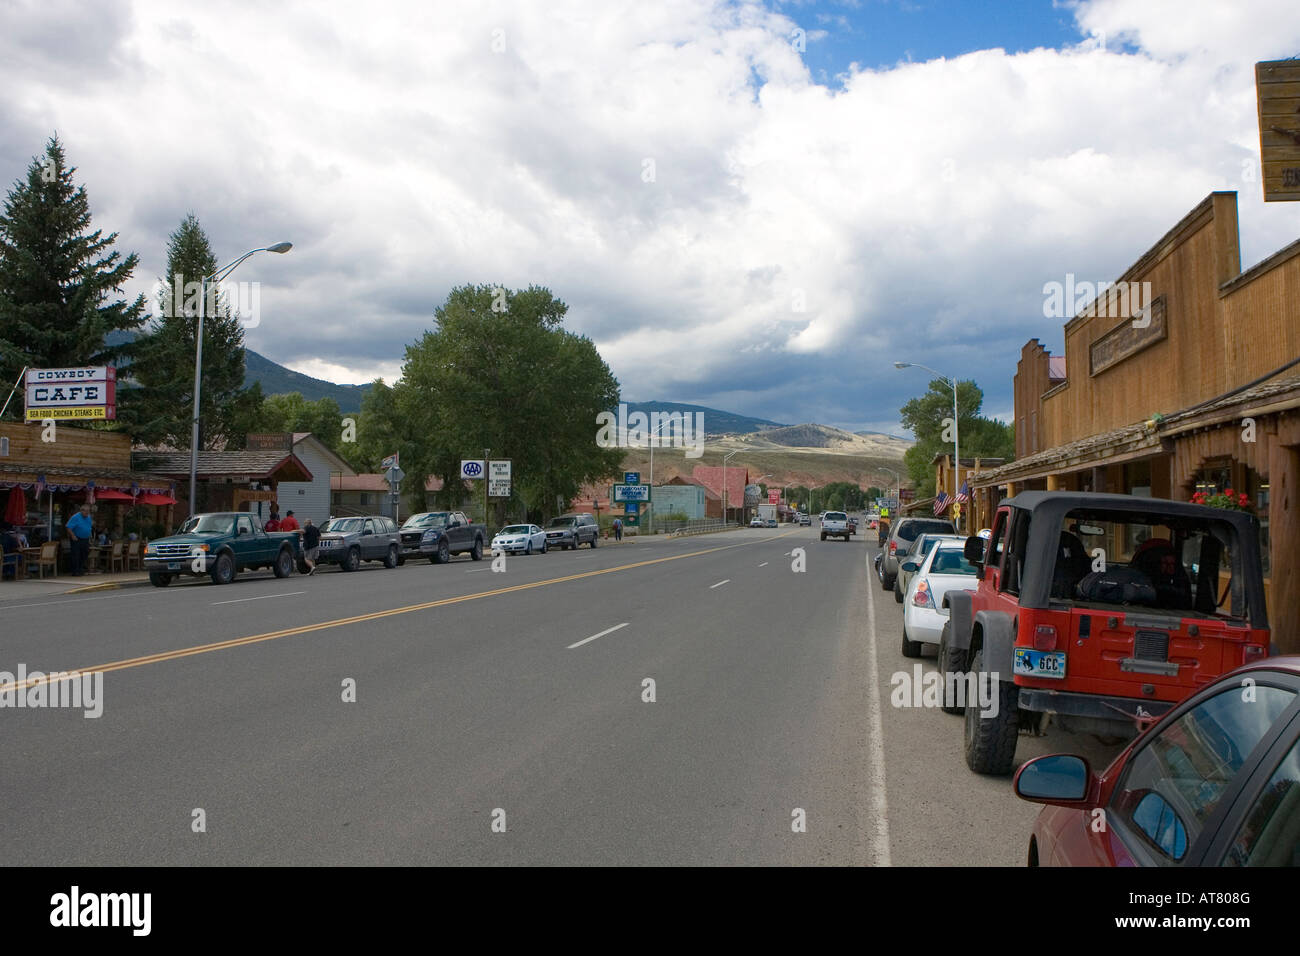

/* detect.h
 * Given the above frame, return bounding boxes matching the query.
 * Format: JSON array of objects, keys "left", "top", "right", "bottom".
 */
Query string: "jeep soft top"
[{"left": 945, "top": 491, "right": 1270, "bottom": 774}]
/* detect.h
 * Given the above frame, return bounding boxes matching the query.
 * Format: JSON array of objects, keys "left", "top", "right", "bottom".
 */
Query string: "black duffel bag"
[{"left": 1075, "top": 567, "right": 1158, "bottom": 606}]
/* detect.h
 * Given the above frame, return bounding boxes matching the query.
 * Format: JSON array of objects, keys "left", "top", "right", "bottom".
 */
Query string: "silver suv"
[
  {"left": 315, "top": 515, "right": 401, "bottom": 571},
  {"left": 879, "top": 517, "right": 956, "bottom": 591},
  {"left": 545, "top": 513, "right": 599, "bottom": 550}
]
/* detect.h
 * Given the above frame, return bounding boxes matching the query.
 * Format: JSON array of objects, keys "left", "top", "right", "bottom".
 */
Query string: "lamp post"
[
  {"left": 895, "top": 361, "right": 959, "bottom": 530},
  {"left": 722, "top": 450, "right": 739, "bottom": 526},
  {"left": 189, "top": 242, "right": 292, "bottom": 517},
  {"left": 647, "top": 415, "right": 677, "bottom": 535},
  {"left": 876, "top": 467, "right": 901, "bottom": 512}
]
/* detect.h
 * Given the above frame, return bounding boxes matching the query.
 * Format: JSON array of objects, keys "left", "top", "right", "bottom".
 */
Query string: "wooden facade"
[{"left": 975, "top": 191, "right": 1300, "bottom": 651}]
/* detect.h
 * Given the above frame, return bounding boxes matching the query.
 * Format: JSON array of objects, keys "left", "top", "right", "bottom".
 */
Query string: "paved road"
[{"left": 0, "top": 526, "right": 1124, "bottom": 865}]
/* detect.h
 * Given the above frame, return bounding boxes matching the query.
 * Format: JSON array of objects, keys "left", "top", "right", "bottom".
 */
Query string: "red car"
[{"left": 1014, "top": 657, "right": 1300, "bottom": 866}]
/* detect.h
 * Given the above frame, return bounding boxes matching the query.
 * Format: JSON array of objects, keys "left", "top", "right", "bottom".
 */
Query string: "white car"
[
  {"left": 900, "top": 542, "right": 980, "bottom": 658},
  {"left": 750, "top": 516, "right": 765, "bottom": 528},
  {"left": 490, "top": 524, "right": 548, "bottom": 555}
]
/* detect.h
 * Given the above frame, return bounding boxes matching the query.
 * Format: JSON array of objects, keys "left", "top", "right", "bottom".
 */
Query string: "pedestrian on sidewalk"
[
  {"left": 66, "top": 504, "right": 93, "bottom": 576},
  {"left": 302, "top": 518, "right": 321, "bottom": 575},
  {"left": 613, "top": 517, "right": 622, "bottom": 541},
  {"left": 280, "top": 510, "right": 300, "bottom": 532}
]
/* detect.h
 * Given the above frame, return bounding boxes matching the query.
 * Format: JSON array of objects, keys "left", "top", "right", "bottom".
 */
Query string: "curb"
[{"left": 63, "top": 578, "right": 154, "bottom": 594}]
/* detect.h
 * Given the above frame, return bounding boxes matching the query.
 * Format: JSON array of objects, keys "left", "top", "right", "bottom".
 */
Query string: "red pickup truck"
[{"left": 941, "top": 491, "right": 1271, "bottom": 775}]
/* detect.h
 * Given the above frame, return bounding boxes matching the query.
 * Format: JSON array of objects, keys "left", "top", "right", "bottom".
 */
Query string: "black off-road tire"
[
  {"left": 149, "top": 572, "right": 173, "bottom": 588},
  {"left": 963, "top": 647, "right": 1020, "bottom": 775},
  {"left": 342, "top": 546, "right": 361, "bottom": 572},
  {"left": 273, "top": 548, "right": 294, "bottom": 578},
  {"left": 470, "top": 538, "right": 483, "bottom": 561},
  {"left": 433, "top": 540, "right": 450, "bottom": 564},
  {"left": 383, "top": 544, "right": 399, "bottom": 569}
]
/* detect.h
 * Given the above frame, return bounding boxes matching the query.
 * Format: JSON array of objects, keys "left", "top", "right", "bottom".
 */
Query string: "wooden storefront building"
[{"left": 968, "top": 191, "right": 1300, "bottom": 652}]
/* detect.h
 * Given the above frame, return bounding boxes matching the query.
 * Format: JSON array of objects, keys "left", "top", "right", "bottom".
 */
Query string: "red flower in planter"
[{"left": 1239, "top": 493, "right": 1250, "bottom": 507}]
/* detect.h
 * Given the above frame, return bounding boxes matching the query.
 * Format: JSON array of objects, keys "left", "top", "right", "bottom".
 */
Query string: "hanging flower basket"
[{"left": 1190, "top": 489, "right": 1252, "bottom": 512}]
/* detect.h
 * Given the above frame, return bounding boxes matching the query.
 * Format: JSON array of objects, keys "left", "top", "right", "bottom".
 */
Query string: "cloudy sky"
[{"left": 3, "top": 0, "right": 1298, "bottom": 435}]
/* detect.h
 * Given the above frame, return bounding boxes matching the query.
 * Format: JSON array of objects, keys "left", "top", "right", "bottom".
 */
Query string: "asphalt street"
[{"left": 0, "top": 526, "right": 1125, "bottom": 865}]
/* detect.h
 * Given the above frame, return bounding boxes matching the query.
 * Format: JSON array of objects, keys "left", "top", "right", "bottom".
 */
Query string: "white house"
[{"left": 271, "top": 433, "right": 355, "bottom": 526}]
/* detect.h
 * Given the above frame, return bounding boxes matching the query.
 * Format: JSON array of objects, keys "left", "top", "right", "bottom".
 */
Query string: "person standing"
[
  {"left": 613, "top": 517, "right": 622, "bottom": 541},
  {"left": 279, "top": 510, "right": 300, "bottom": 532},
  {"left": 265, "top": 503, "right": 281, "bottom": 533},
  {"left": 66, "top": 504, "right": 93, "bottom": 576},
  {"left": 301, "top": 518, "right": 321, "bottom": 575}
]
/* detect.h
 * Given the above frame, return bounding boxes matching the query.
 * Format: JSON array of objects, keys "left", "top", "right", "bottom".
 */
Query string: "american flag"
[
  {"left": 934, "top": 491, "right": 950, "bottom": 515},
  {"left": 956, "top": 481, "right": 970, "bottom": 504}
]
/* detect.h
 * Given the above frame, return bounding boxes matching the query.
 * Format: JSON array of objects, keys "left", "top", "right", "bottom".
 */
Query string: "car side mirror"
[
  {"left": 1013, "top": 754, "right": 1091, "bottom": 805},
  {"left": 963, "top": 535, "right": 985, "bottom": 566},
  {"left": 901, "top": 561, "right": 919, "bottom": 573}
]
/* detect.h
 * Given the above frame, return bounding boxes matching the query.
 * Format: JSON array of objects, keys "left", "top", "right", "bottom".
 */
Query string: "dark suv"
[
  {"left": 879, "top": 517, "right": 957, "bottom": 590},
  {"left": 545, "top": 513, "right": 599, "bottom": 550}
]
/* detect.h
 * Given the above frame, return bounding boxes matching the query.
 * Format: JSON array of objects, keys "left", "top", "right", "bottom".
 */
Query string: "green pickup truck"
[{"left": 142, "top": 512, "right": 302, "bottom": 587}]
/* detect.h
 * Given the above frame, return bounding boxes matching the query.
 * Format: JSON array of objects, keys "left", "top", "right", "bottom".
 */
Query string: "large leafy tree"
[
  {"left": 243, "top": 391, "right": 361, "bottom": 464},
  {"left": 0, "top": 136, "right": 145, "bottom": 418},
  {"left": 368, "top": 284, "right": 624, "bottom": 524},
  {"left": 899, "top": 379, "right": 1014, "bottom": 497},
  {"left": 124, "top": 214, "right": 259, "bottom": 448}
]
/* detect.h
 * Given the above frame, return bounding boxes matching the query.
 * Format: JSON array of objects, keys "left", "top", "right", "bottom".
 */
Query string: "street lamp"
[
  {"left": 895, "top": 361, "right": 960, "bottom": 530},
  {"left": 875, "top": 467, "right": 900, "bottom": 510},
  {"left": 189, "top": 242, "right": 292, "bottom": 516},
  {"left": 647, "top": 415, "right": 678, "bottom": 535},
  {"left": 722, "top": 450, "right": 739, "bottom": 525}
]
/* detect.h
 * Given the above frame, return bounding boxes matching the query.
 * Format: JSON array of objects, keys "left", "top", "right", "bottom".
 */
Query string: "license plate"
[
  {"left": 1015, "top": 648, "right": 1066, "bottom": 679},
  {"left": 166, "top": 562, "right": 180, "bottom": 571}
]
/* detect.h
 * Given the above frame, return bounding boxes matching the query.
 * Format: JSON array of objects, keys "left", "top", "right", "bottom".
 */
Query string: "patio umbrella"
[{"left": 3, "top": 486, "right": 26, "bottom": 526}]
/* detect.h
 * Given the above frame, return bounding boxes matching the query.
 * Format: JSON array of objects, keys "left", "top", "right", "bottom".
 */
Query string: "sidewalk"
[{"left": 0, "top": 569, "right": 153, "bottom": 600}]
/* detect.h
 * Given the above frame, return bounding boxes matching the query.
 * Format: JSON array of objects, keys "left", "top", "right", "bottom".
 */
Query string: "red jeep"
[{"left": 942, "top": 491, "right": 1271, "bottom": 775}]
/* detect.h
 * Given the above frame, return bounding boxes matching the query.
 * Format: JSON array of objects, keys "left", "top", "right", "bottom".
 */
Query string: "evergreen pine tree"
[
  {"left": 0, "top": 135, "right": 145, "bottom": 418},
  {"left": 127, "top": 213, "right": 260, "bottom": 448}
]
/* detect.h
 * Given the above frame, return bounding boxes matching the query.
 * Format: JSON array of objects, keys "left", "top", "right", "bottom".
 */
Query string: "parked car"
[
  {"left": 900, "top": 541, "right": 980, "bottom": 659},
  {"left": 143, "top": 512, "right": 301, "bottom": 586},
  {"left": 315, "top": 515, "right": 401, "bottom": 571},
  {"left": 399, "top": 511, "right": 487, "bottom": 564},
  {"left": 491, "top": 524, "right": 548, "bottom": 555},
  {"left": 765, "top": 518, "right": 778, "bottom": 528},
  {"left": 545, "top": 513, "right": 599, "bottom": 550},
  {"left": 1014, "top": 657, "right": 1300, "bottom": 866},
  {"left": 879, "top": 517, "right": 957, "bottom": 590},
  {"left": 894, "top": 532, "right": 965, "bottom": 602},
  {"left": 947, "top": 491, "right": 1271, "bottom": 775},
  {"left": 750, "top": 516, "right": 765, "bottom": 528}
]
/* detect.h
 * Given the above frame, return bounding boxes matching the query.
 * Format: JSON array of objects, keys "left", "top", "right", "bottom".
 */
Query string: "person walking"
[
  {"left": 66, "top": 503, "right": 93, "bottom": 576},
  {"left": 302, "top": 518, "right": 321, "bottom": 575},
  {"left": 613, "top": 517, "right": 622, "bottom": 541}
]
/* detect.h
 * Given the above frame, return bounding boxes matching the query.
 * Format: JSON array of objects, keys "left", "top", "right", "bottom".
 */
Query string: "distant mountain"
[
  {"left": 244, "top": 349, "right": 373, "bottom": 412},
  {"left": 622, "top": 401, "right": 784, "bottom": 438}
]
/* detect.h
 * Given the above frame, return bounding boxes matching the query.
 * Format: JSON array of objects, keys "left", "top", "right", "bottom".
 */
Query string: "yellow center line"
[{"left": 5, "top": 529, "right": 801, "bottom": 691}]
